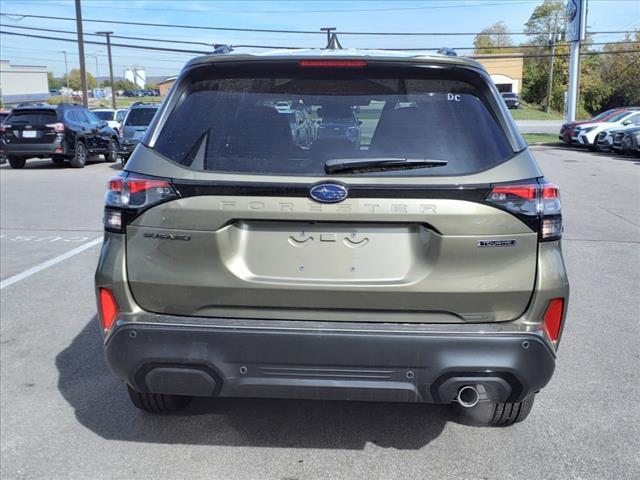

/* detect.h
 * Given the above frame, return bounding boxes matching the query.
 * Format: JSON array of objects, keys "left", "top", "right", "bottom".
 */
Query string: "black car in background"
[
  {"left": 314, "top": 105, "right": 362, "bottom": 155},
  {"left": 620, "top": 127, "right": 640, "bottom": 156},
  {"left": 0, "top": 104, "right": 119, "bottom": 168},
  {"left": 501, "top": 92, "right": 520, "bottom": 109},
  {"left": 118, "top": 103, "right": 159, "bottom": 163}
]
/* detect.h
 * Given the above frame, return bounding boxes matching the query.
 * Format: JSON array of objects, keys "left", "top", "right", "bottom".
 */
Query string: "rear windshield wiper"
[{"left": 324, "top": 157, "right": 448, "bottom": 174}]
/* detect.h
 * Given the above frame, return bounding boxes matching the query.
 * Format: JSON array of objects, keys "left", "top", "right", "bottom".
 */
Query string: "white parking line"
[{"left": 0, "top": 237, "right": 103, "bottom": 290}]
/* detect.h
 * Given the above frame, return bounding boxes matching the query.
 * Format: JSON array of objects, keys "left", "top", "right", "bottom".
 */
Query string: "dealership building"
[
  {"left": 475, "top": 54, "right": 525, "bottom": 94},
  {"left": 0, "top": 60, "right": 49, "bottom": 106}
]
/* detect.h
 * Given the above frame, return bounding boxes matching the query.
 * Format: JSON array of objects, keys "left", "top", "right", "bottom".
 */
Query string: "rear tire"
[
  {"left": 126, "top": 385, "right": 192, "bottom": 414},
  {"left": 458, "top": 395, "right": 535, "bottom": 426},
  {"left": 8, "top": 157, "right": 26, "bottom": 169},
  {"left": 105, "top": 138, "right": 118, "bottom": 163},
  {"left": 69, "top": 141, "right": 87, "bottom": 168}
]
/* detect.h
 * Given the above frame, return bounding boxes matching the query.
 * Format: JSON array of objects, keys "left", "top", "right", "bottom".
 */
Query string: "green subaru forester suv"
[{"left": 95, "top": 46, "right": 569, "bottom": 425}]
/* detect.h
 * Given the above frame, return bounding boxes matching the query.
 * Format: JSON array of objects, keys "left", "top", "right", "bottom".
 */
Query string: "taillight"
[
  {"left": 99, "top": 288, "right": 118, "bottom": 331},
  {"left": 104, "top": 173, "right": 177, "bottom": 233},
  {"left": 484, "top": 178, "right": 562, "bottom": 241},
  {"left": 45, "top": 122, "right": 65, "bottom": 133},
  {"left": 539, "top": 180, "right": 562, "bottom": 241},
  {"left": 543, "top": 298, "right": 565, "bottom": 342},
  {"left": 0, "top": 124, "right": 8, "bottom": 133},
  {"left": 298, "top": 59, "right": 368, "bottom": 68}
]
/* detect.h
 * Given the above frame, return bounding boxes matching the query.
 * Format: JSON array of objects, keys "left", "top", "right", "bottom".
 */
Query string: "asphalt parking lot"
[{"left": 1, "top": 147, "right": 639, "bottom": 480}]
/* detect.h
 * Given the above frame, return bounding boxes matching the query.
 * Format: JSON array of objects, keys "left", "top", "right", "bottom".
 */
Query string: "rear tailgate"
[
  {"left": 3, "top": 109, "right": 58, "bottom": 145},
  {"left": 126, "top": 184, "right": 537, "bottom": 322},
  {"left": 122, "top": 59, "right": 538, "bottom": 323}
]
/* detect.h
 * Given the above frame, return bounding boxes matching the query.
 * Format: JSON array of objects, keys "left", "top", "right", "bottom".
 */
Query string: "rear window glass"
[
  {"left": 93, "top": 111, "right": 114, "bottom": 121},
  {"left": 125, "top": 108, "right": 157, "bottom": 127},
  {"left": 153, "top": 70, "right": 514, "bottom": 176},
  {"left": 7, "top": 110, "right": 57, "bottom": 125}
]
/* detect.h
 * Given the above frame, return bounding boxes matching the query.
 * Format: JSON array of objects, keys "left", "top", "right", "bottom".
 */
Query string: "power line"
[
  {"left": 0, "top": 30, "right": 211, "bottom": 54},
  {"left": 2, "top": 28, "right": 638, "bottom": 61},
  {"left": 0, "top": 23, "right": 216, "bottom": 46},
  {"left": 3, "top": 23, "right": 635, "bottom": 52},
  {"left": 2, "top": 12, "right": 638, "bottom": 37}
]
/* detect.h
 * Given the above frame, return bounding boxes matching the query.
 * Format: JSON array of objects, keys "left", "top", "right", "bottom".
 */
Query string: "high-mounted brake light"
[
  {"left": 104, "top": 173, "right": 177, "bottom": 233},
  {"left": 543, "top": 298, "right": 565, "bottom": 342},
  {"left": 45, "top": 122, "right": 65, "bottom": 133},
  {"left": 298, "top": 59, "right": 368, "bottom": 68},
  {"left": 99, "top": 288, "right": 118, "bottom": 331},
  {"left": 484, "top": 178, "right": 562, "bottom": 241}
]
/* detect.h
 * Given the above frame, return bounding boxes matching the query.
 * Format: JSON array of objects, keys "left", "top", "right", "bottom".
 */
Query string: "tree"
[
  {"left": 113, "top": 79, "right": 139, "bottom": 91},
  {"left": 521, "top": 0, "right": 568, "bottom": 111},
  {"left": 65, "top": 69, "right": 97, "bottom": 91},
  {"left": 599, "top": 32, "right": 640, "bottom": 109},
  {"left": 47, "top": 72, "right": 63, "bottom": 90},
  {"left": 473, "top": 22, "right": 514, "bottom": 54},
  {"left": 524, "top": 0, "right": 565, "bottom": 44}
]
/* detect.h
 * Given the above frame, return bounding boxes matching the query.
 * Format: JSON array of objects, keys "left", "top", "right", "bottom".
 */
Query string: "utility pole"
[
  {"left": 97, "top": 31, "right": 116, "bottom": 109},
  {"left": 565, "top": 0, "right": 587, "bottom": 122},
  {"left": 75, "top": 0, "right": 89, "bottom": 107},
  {"left": 545, "top": 38, "right": 555, "bottom": 113},
  {"left": 92, "top": 55, "right": 99, "bottom": 79},
  {"left": 545, "top": 18, "right": 560, "bottom": 114},
  {"left": 60, "top": 50, "right": 70, "bottom": 100}
]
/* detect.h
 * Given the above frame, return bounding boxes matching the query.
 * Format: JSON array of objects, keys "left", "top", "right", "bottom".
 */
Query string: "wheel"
[
  {"left": 126, "top": 385, "right": 192, "bottom": 414},
  {"left": 457, "top": 395, "right": 535, "bottom": 426},
  {"left": 69, "top": 141, "right": 87, "bottom": 168},
  {"left": 51, "top": 156, "right": 66, "bottom": 166},
  {"left": 105, "top": 138, "right": 119, "bottom": 163},
  {"left": 8, "top": 157, "right": 26, "bottom": 169}
]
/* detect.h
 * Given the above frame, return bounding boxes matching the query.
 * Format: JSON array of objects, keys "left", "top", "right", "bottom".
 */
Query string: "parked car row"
[
  {"left": 559, "top": 107, "right": 640, "bottom": 156},
  {"left": 0, "top": 102, "right": 164, "bottom": 168}
]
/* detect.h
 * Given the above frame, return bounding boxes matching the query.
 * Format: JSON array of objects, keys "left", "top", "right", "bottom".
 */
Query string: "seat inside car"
[{"left": 228, "top": 105, "right": 293, "bottom": 158}]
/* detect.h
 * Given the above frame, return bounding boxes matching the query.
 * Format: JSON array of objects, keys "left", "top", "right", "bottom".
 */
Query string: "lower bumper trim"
[{"left": 105, "top": 322, "right": 556, "bottom": 404}]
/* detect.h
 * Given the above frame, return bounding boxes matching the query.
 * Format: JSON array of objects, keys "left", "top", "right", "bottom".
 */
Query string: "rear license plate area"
[{"left": 220, "top": 221, "right": 432, "bottom": 284}]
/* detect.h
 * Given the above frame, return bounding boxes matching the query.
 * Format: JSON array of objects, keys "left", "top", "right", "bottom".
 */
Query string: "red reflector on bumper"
[
  {"left": 543, "top": 298, "right": 564, "bottom": 342},
  {"left": 99, "top": 288, "right": 118, "bottom": 331}
]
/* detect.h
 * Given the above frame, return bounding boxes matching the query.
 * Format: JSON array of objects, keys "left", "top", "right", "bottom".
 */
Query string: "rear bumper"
[
  {"left": 104, "top": 318, "right": 556, "bottom": 404},
  {"left": 119, "top": 140, "right": 139, "bottom": 156},
  {"left": 2, "top": 138, "right": 64, "bottom": 157}
]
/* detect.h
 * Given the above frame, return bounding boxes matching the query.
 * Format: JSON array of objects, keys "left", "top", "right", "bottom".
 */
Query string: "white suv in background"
[
  {"left": 573, "top": 109, "right": 640, "bottom": 150},
  {"left": 92, "top": 108, "right": 129, "bottom": 131}
]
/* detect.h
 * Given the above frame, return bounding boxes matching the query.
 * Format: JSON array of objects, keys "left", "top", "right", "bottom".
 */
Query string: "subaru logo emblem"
[{"left": 309, "top": 183, "right": 348, "bottom": 203}]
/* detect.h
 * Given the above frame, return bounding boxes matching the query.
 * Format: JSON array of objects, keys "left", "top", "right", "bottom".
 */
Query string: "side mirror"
[{"left": 622, "top": 120, "right": 631, "bottom": 126}]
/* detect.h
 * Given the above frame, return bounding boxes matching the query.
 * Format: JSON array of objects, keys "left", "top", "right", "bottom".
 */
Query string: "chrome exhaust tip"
[{"left": 457, "top": 385, "right": 480, "bottom": 408}]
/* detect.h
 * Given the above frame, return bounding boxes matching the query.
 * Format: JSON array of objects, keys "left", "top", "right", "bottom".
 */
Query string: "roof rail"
[{"left": 437, "top": 47, "right": 458, "bottom": 57}]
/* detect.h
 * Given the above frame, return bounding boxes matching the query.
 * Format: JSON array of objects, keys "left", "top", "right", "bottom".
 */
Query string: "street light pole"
[
  {"left": 74, "top": 0, "right": 89, "bottom": 107},
  {"left": 97, "top": 31, "right": 116, "bottom": 109},
  {"left": 60, "top": 50, "right": 70, "bottom": 101}
]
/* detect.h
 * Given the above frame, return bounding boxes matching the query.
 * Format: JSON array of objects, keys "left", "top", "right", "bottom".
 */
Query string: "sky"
[{"left": 0, "top": 0, "right": 638, "bottom": 79}]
